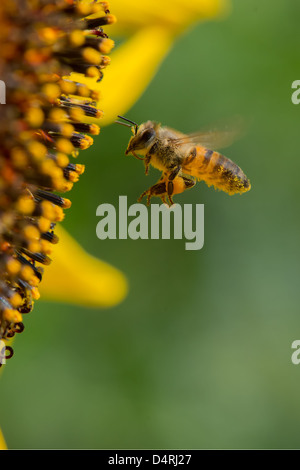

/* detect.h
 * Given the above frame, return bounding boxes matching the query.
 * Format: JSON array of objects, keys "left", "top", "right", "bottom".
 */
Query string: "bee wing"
[
  {"left": 169, "top": 129, "right": 240, "bottom": 150},
  {"left": 168, "top": 118, "right": 247, "bottom": 150}
]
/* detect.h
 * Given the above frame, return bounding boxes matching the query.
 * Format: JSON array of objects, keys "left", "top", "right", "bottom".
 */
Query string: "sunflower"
[{"left": 0, "top": 0, "right": 125, "bottom": 367}]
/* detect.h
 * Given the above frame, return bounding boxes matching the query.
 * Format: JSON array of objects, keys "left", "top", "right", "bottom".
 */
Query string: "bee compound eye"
[{"left": 141, "top": 128, "right": 155, "bottom": 143}]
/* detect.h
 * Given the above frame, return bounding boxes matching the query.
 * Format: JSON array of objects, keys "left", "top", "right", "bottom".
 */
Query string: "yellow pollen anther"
[
  {"left": 49, "top": 108, "right": 66, "bottom": 123},
  {"left": 38, "top": 27, "right": 59, "bottom": 44},
  {"left": 69, "top": 108, "right": 85, "bottom": 122},
  {"left": 82, "top": 47, "right": 102, "bottom": 65},
  {"left": 75, "top": 164, "right": 85, "bottom": 175},
  {"left": 80, "top": 135, "right": 94, "bottom": 150},
  {"left": 40, "top": 240, "right": 52, "bottom": 255},
  {"left": 53, "top": 206, "right": 65, "bottom": 222},
  {"left": 60, "top": 80, "right": 76, "bottom": 95},
  {"left": 106, "top": 14, "right": 117, "bottom": 24},
  {"left": 28, "top": 241, "right": 41, "bottom": 253},
  {"left": 16, "top": 196, "right": 35, "bottom": 215},
  {"left": 62, "top": 198, "right": 72, "bottom": 209},
  {"left": 57, "top": 181, "right": 74, "bottom": 192},
  {"left": 10, "top": 293, "right": 23, "bottom": 308},
  {"left": 77, "top": 3, "right": 93, "bottom": 16},
  {"left": 101, "top": 56, "right": 111, "bottom": 67},
  {"left": 31, "top": 288, "right": 40, "bottom": 300},
  {"left": 86, "top": 66, "right": 101, "bottom": 78},
  {"left": 29, "top": 276, "right": 40, "bottom": 288},
  {"left": 89, "top": 124, "right": 100, "bottom": 135},
  {"left": 56, "top": 153, "right": 69, "bottom": 168},
  {"left": 77, "top": 85, "right": 90, "bottom": 97},
  {"left": 68, "top": 171, "right": 80, "bottom": 182},
  {"left": 25, "top": 107, "right": 45, "bottom": 128},
  {"left": 69, "top": 30, "right": 85, "bottom": 47},
  {"left": 20, "top": 265, "right": 34, "bottom": 282},
  {"left": 38, "top": 217, "right": 51, "bottom": 233},
  {"left": 99, "top": 38, "right": 115, "bottom": 54},
  {"left": 40, "top": 200, "right": 55, "bottom": 220},
  {"left": 42, "top": 83, "right": 61, "bottom": 101},
  {"left": 28, "top": 141, "right": 47, "bottom": 161},
  {"left": 3, "top": 308, "right": 23, "bottom": 324},
  {"left": 6, "top": 259, "right": 21, "bottom": 275},
  {"left": 11, "top": 147, "right": 28, "bottom": 169},
  {"left": 56, "top": 138, "right": 74, "bottom": 154},
  {"left": 61, "top": 123, "right": 74, "bottom": 138}
]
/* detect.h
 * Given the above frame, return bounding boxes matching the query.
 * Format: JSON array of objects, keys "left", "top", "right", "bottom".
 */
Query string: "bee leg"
[
  {"left": 167, "top": 194, "right": 174, "bottom": 206},
  {"left": 161, "top": 195, "right": 167, "bottom": 205},
  {"left": 131, "top": 150, "right": 144, "bottom": 161},
  {"left": 137, "top": 189, "right": 148, "bottom": 203},
  {"left": 182, "top": 176, "right": 196, "bottom": 190},
  {"left": 167, "top": 180, "right": 174, "bottom": 197},
  {"left": 167, "top": 175, "right": 197, "bottom": 206},
  {"left": 138, "top": 181, "right": 167, "bottom": 205},
  {"left": 144, "top": 154, "right": 151, "bottom": 175},
  {"left": 166, "top": 182, "right": 175, "bottom": 206},
  {"left": 168, "top": 165, "right": 181, "bottom": 181}
]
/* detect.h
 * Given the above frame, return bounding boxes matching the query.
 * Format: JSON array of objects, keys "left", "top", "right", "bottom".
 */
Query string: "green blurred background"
[{"left": 1, "top": 0, "right": 300, "bottom": 449}]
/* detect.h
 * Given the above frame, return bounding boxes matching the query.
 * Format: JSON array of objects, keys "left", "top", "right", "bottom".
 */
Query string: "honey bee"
[{"left": 116, "top": 115, "right": 251, "bottom": 206}]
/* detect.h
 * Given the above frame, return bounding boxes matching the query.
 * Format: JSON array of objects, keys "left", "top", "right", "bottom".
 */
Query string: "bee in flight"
[{"left": 116, "top": 115, "right": 251, "bottom": 206}]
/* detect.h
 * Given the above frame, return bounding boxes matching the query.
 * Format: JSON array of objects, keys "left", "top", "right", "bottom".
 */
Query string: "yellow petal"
[
  {"left": 69, "top": 26, "right": 174, "bottom": 125},
  {"left": 69, "top": 0, "right": 230, "bottom": 126},
  {"left": 0, "top": 428, "right": 7, "bottom": 450},
  {"left": 107, "top": 0, "right": 230, "bottom": 34},
  {"left": 100, "top": 26, "right": 175, "bottom": 125},
  {"left": 39, "top": 226, "right": 128, "bottom": 308}
]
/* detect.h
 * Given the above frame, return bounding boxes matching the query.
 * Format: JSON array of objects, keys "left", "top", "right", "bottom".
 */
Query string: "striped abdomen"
[{"left": 182, "top": 146, "right": 251, "bottom": 195}]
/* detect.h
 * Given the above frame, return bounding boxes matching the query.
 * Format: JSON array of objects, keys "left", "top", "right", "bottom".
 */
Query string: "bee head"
[
  {"left": 125, "top": 121, "right": 156, "bottom": 155},
  {"left": 115, "top": 116, "right": 157, "bottom": 156}
]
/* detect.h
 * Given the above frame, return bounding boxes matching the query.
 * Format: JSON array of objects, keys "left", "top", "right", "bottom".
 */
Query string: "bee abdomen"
[
  {"left": 184, "top": 147, "right": 250, "bottom": 195},
  {"left": 210, "top": 152, "right": 250, "bottom": 194}
]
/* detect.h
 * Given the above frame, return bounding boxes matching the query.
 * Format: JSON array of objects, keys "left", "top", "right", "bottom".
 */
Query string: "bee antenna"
[
  {"left": 117, "top": 115, "right": 137, "bottom": 126},
  {"left": 117, "top": 115, "right": 138, "bottom": 134},
  {"left": 115, "top": 120, "right": 132, "bottom": 128}
]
